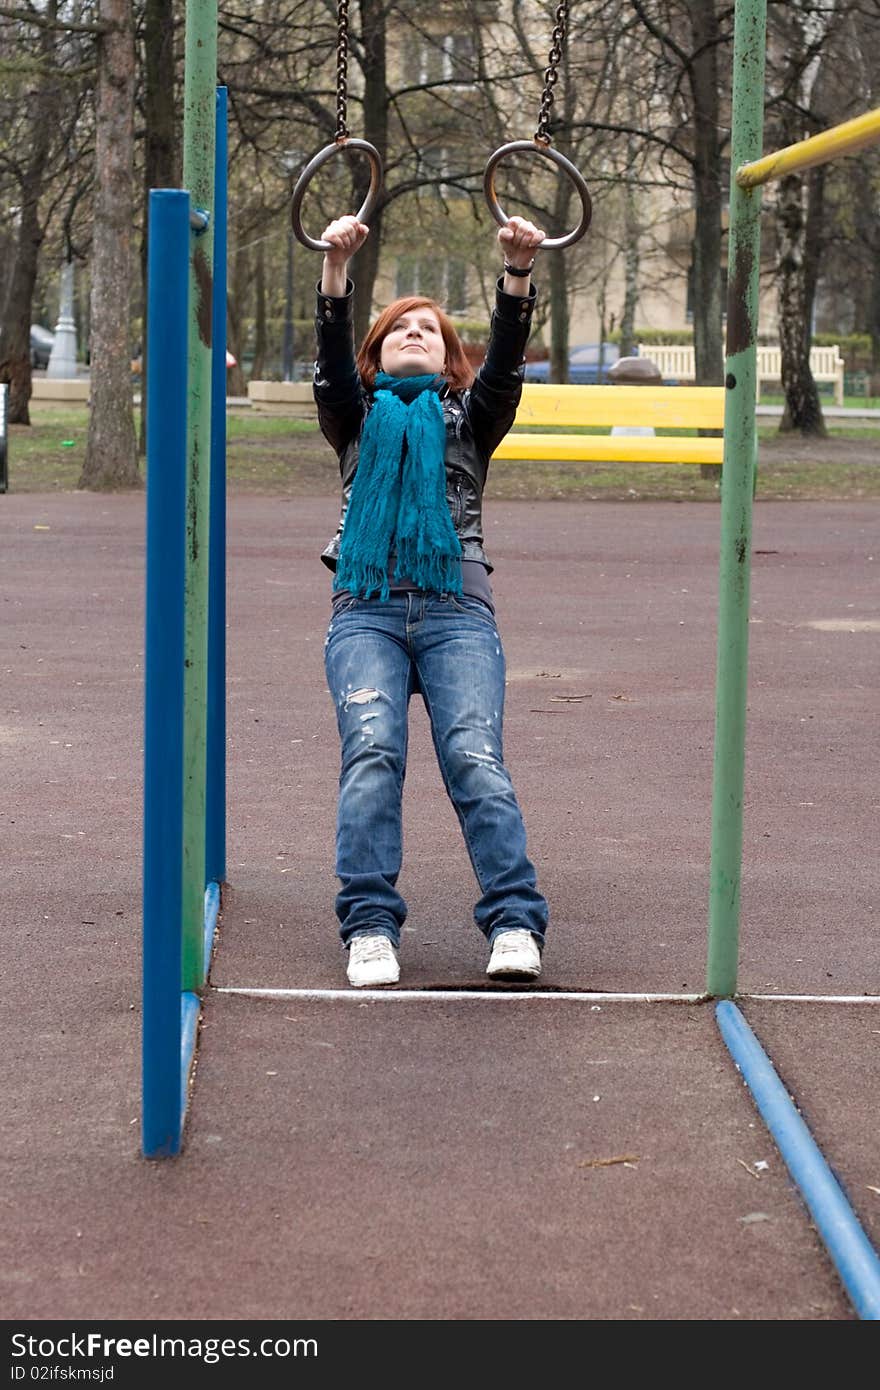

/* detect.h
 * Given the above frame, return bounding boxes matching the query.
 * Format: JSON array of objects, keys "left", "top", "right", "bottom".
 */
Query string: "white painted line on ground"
[
  {"left": 743, "top": 993, "right": 879, "bottom": 1004},
  {"left": 214, "top": 986, "right": 705, "bottom": 1003},
  {"left": 213, "top": 986, "right": 879, "bottom": 1005}
]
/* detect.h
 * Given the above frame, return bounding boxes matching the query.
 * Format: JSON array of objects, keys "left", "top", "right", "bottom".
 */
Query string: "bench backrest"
[
  {"left": 634, "top": 342, "right": 843, "bottom": 383},
  {"left": 512, "top": 383, "right": 725, "bottom": 431},
  {"left": 756, "top": 344, "right": 843, "bottom": 379},
  {"left": 632, "top": 345, "right": 696, "bottom": 379}
]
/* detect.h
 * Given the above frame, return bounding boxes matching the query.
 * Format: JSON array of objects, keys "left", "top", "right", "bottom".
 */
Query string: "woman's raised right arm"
[
  {"left": 320, "top": 215, "right": 369, "bottom": 296},
  {"left": 313, "top": 216, "right": 371, "bottom": 457}
]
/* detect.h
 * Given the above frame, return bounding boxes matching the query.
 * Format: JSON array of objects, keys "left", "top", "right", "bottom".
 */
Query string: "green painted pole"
[
  {"left": 182, "top": 0, "right": 217, "bottom": 991},
  {"left": 706, "top": 0, "right": 767, "bottom": 997}
]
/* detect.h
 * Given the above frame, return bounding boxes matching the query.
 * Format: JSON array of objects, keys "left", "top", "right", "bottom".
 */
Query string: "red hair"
[{"left": 356, "top": 296, "right": 475, "bottom": 392}]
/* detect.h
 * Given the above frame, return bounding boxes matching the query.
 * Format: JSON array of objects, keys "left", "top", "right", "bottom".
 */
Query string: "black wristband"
[{"left": 503, "top": 261, "right": 534, "bottom": 277}]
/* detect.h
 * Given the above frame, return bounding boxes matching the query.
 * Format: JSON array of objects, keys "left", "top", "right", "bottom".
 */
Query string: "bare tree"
[
  {"left": 765, "top": 0, "right": 880, "bottom": 426},
  {"left": 138, "top": 0, "right": 179, "bottom": 451},
  {"left": 80, "top": 0, "right": 139, "bottom": 488},
  {"left": 217, "top": 1, "right": 589, "bottom": 351},
  {"left": 0, "top": 1, "right": 63, "bottom": 423},
  {"left": 765, "top": 1, "right": 840, "bottom": 435},
  {"left": 625, "top": 0, "right": 730, "bottom": 386},
  {"left": 618, "top": 139, "right": 642, "bottom": 358}
]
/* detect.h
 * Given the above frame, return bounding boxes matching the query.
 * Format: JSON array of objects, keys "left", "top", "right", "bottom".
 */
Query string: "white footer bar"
[
  {"left": 213, "top": 986, "right": 878, "bottom": 1005},
  {"left": 745, "top": 993, "right": 879, "bottom": 1004}
]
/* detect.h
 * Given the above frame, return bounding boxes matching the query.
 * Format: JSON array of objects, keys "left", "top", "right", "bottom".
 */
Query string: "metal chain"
[
  {"left": 535, "top": 0, "right": 569, "bottom": 146},
  {"left": 335, "top": 0, "right": 349, "bottom": 140}
]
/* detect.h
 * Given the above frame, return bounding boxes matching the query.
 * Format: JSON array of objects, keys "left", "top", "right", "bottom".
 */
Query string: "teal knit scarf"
[{"left": 333, "top": 371, "right": 463, "bottom": 600}]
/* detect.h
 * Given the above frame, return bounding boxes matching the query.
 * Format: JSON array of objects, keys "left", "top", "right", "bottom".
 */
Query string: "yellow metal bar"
[
  {"left": 492, "top": 433, "right": 724, "bottom": 465},
  {"left": 736, "top": 105, "right": 880, "bottom": 188},
  {"left": 514, "top": 383, "right": 725, "bottom": 430}
]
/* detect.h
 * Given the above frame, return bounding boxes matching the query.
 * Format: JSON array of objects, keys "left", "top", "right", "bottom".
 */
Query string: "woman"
[{"left": 315, "top": 211, "right": 549, "bottom": 988}]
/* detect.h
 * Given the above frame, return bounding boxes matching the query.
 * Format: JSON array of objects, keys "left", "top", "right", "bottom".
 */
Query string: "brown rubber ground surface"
[{"left": 1, "top": 491, "right": 877, "bottom": 1321}]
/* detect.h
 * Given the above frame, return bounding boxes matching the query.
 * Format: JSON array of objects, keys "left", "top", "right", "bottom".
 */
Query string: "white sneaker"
[
  {"left": 346, "top": 934, "right": 400, "bottom": 988},
  {"left": 486, "top": 929, "right": 542, "bottom": 980}
]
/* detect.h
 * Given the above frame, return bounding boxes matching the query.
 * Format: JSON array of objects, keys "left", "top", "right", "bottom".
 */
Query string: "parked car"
[
  {"left": 524, "top": 342, "right": 620, "bottom": 385},
  {"left": 30, "top": 324, "right": 55, "bottom": 369}
]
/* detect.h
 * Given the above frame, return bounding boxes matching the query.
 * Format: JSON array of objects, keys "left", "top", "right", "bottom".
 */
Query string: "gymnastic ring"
[
  {"left": 291, "top": 138, "right": 384, "bottom": 252},
  {"left": 482, "top": 140, "right": 592, "bottom": 251}
]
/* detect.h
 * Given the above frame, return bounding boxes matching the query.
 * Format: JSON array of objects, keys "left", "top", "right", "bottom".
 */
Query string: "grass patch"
[
  {"left": 7, "top": 407, "right": 91, "bottom": 492},
  {"left": 226, "top": 413, "right": 316, "bottom": 439},
  {"left": 758, "top": 390, "right": 880, "bottom": 411},
  {"left": 4, "top": 400, "right": 878, "bottom": 501}
]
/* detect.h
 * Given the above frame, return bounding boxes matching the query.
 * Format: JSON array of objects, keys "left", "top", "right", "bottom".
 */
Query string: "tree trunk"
[
  {"left": 871, "top": 247, "right": 880, "bottom": 387},
  {"left": 771, "top": 0, "right": 834, "bottom": 437},
  {"left": 687, "top": 0, "right": 725, "bottom": 478},
  {"left": 226, "top": 286, "right": 248, "bottom": 397},
  {"left": 689, "top": 0, "right": 724, "bottom": 387},
  {"left": 0, "top": 187, "right": 44, "bottom": 425},
  {"left": 226, "top": 236, "right": 248, "bottom": 394},
  {"left": 251, "top": 241, "right": 267, "bottom": 380},
  {"left": 226, "top": 308, "right": 247, "bottom": 397},
  {"left": 0, "top": 1, "right": 59, "bottom": 425},
  {"left": 803, "top": 165, "right": 826, "bottom": 338},
  {"left": 548, "top": 152, "right": 574, "bottom": 383},
  {"left": 852, "top": 165, "right": 880, "bottom": 383},
  {"left": 855, "top": 3, "right": 880, "bottom": 383},
  {"left": 777, "top": 173, "right": 826, "bottom": 435},
  {"left": 139, "top": 0, "right": 178, "bottom": 453},
  {"left": 81, "top": 0, "right": 140, "bottom": 489},
  {"left": 619, "top": 167, "right": 640, "bottom": 359},
  {"left": 350, "top": 0, "right": 388, "bottom": 342},
  {"left": 547, "top": 60, "right": 577, "bottom": 385},
  {"left": 548, "top": 254, "right": 570, "bottom": 384}
]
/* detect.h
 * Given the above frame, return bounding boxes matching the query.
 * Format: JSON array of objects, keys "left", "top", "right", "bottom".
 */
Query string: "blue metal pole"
[
  {"left": 142, "top": 189, "right": 190, "bottom": 1158},
  {"left": 206, "top": 84, "right": 227, "bottom": 892},
  {"left": 717, "top": 1002, "right": 880, "bottom": 1319}
]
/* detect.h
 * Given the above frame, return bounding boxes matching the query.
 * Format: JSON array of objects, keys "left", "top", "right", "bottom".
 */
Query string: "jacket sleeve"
[
  {"left": 467, "top": 277, "right": 537, "bottom": 460},
  {"left": 312, "top": 279, "right": 365, "bottom": 461}
]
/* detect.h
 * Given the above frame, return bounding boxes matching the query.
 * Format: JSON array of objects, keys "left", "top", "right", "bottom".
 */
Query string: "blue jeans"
[{"left": 323, "top": 591, "right": 549, "bottom": 950}]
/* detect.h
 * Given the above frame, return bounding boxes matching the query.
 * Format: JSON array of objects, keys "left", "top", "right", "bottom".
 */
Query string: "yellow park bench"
[{"left": 492, "top": 383, "right": 726, "bottom": 465}]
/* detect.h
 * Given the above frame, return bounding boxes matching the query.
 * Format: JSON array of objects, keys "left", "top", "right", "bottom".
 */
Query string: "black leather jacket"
[{"left": 314, "top": 277, "right": 537, "bottom": 574}]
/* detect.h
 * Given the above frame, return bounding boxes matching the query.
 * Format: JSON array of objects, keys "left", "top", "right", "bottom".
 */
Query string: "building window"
[
  {"left": 420, "top": 145, "right": 467, "bottom": 199},
  {"left": 415, "top": 32, "right": 477, "bottom": 85},
  {"left": 395, "top": 255, "right": 468, "bottom": 315},
  {"left": 447, "top": 32, "right": 477, "bottom": 84}
]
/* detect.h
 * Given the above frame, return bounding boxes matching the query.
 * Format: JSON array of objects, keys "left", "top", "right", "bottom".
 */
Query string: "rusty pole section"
[
  {"left": 706, "top": 0, "right": 767, "bottom": 998},
  {"left": 181, "top": 1, "right": 217, "bottom": 991}
]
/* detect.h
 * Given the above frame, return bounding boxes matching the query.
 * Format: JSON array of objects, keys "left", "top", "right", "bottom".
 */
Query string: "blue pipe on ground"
[{"left": 717, "top": 999, "right": 880, "bottom": 1320}]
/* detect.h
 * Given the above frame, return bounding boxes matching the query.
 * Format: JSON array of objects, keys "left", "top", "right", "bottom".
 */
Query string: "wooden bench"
[
  {"left": 636, "top": 342, "right": 845, "bottom": 406},
  {"left": 755, "top": 344, "right": 844, "bottom": 405},
  {"left": 492, "top": 383, "right": 725, "bottom": 465}
]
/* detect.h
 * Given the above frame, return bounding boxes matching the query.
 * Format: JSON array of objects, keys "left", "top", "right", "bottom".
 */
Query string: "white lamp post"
[{"left": 46, "top": 260, "right": 79, "bottom": 378}]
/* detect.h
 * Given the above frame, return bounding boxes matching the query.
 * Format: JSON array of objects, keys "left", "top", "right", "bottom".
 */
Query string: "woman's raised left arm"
[
  {"left": 468, "top": 217, "right": 545, "bottom": 460},
  {"left": 499, "top": 215, "right": 545, "bottom": 296}
]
